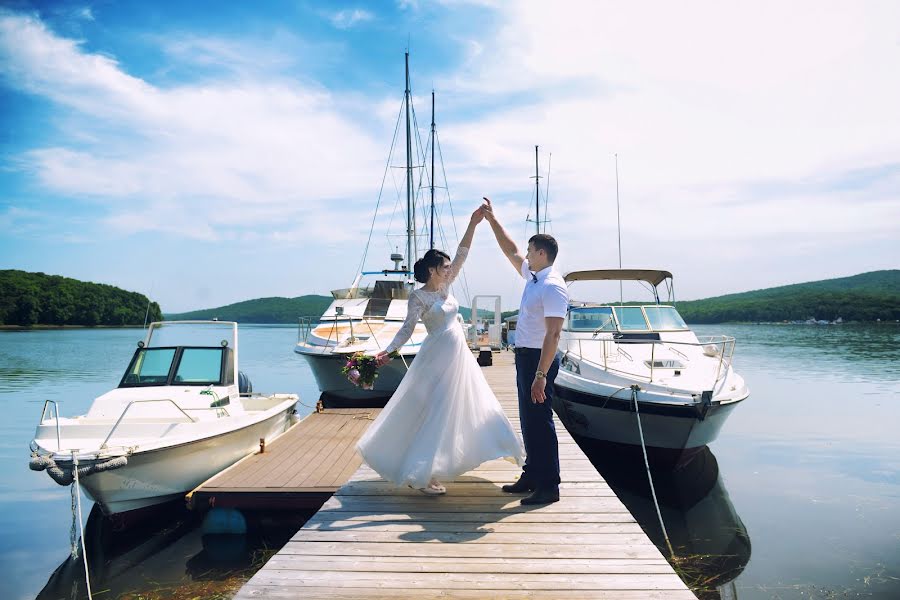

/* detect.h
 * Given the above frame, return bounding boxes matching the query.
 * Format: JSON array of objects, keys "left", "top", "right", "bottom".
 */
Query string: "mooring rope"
[
  {"left": 630, "top": 384, "right": 676, "bottom": 559},
  {"left": 71, "top": 452, "right": 93, "bottom": 600}
]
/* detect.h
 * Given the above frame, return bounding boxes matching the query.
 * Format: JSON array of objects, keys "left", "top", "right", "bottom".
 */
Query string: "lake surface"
[{"left": 1, "top": 323, "right": 898, "bottom": 599}]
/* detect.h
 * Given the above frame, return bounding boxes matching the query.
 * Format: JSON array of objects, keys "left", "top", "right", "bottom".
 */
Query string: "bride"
[{"left": 357, "top": 206, "right": 524, "bottom": 495}]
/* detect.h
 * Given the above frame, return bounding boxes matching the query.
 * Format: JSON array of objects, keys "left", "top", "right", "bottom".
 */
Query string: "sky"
[{"left": 1, "top": 0, "right": 898, "bottom": 312}]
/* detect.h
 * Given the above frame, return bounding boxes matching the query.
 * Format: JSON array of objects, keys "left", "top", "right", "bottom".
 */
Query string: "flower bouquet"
[{"left": 341, "top": 351, "right": 399, "bottom": 390}]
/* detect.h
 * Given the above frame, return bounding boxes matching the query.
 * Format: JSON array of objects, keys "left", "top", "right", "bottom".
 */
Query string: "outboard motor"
[{"left": 238, "top": 371, "right": 253, "bottom": 394}]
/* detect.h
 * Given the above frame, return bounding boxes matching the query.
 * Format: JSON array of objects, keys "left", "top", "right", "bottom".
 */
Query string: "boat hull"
[
  {"left": 553, "top": 376, "right": 745, "bottom": 458},
  {"left": 73, "top": 408, "right": 293, "bottom": 515},
  {"left": 296, "top": 349, "right": 414, "bottom": 405}
]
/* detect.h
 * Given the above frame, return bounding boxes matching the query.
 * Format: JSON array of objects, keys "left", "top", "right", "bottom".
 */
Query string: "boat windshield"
[
  {"left": 568, "top": 307, "right": 616, "bottom": 332},
  {"left": 614, "top": 306, "right": 650, "bottom": 331},
  {"left": 643, "top": 306, "right": 689, "bottom": 330},
  {"left": 568, "top": 305, "right": 690, "bottom": 332},
  {"left": 120, "top": 346, "right": 227, "bottom": 387}
]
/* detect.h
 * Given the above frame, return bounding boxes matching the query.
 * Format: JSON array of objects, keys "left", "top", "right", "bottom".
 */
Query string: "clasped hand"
[{"left": 374, "top": 351, "right": 391, "bottom": 367}]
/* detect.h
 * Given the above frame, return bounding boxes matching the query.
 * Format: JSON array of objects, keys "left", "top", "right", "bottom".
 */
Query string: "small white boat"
[
  {"left": 553, "top": 270, "right": 749, "bottom": 464},
  {"left": 29, "top": 321, "right": 298, "bottom": 515}
]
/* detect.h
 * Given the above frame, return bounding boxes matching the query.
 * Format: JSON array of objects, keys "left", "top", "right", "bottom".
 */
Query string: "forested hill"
[
  {"left": 676, "top": 270, "right": 900, "bottom": 323},
  {"left": 0, "top": 270, "right": 161, "bottom": 326},
  {"left": 166, "top": 295, "right": 333, "bottom": 323}
]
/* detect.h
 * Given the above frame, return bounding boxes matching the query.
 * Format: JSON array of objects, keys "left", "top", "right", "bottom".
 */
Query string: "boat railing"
[
  {"left": 297, "top": 315, "right": 371, "bottom": 348},
  {"left": 297, "top": 316, "right": 315, "bottom": 344},
  {"left": 39, "top": 400, "right": 63, "bottom": 452},
  {"left": 99, "top": 399, "right": 198, "bottom": 450},
  {"left": 561, "top": 335, "right": 736, "bottom": 391}
]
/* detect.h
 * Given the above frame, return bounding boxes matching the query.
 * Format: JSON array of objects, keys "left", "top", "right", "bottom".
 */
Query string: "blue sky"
[{"left": 1, "top": 1, "right": 898, "bottom": 312}]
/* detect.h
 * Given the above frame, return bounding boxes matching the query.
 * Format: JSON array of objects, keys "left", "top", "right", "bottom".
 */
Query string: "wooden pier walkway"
[
  {"left": 189, "top": 407, "right": 381, "bottom": 511},
  {"left": 235, "top": 351, "right": 696, "bottom": 599}
]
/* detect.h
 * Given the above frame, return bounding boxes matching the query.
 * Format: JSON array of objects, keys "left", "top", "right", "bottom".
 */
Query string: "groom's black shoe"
[
  {"left": 520, "top": 487, "right": 560, "bottom": 505},
  {"left": 501, "top": 478, "right": 534, "bottom": 494}
]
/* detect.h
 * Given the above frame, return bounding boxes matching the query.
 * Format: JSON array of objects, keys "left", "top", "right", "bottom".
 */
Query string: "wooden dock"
[
  {"left": 189, "top": 407, "right": 381, "bottom": 511},
  {"left": 235, "top": 352, "right": 696, "bottom": 599}
]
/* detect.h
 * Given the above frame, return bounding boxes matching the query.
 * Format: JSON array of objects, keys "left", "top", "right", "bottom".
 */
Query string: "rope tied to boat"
[
  {"left": 29, "top": 453, "right": 128, "bottom": 486},
  {"left": 630, "top": 384, "right": 677, "bottom": 560},
  {"left": 71, "top": 452, "right": 93, "bottom": 600}
]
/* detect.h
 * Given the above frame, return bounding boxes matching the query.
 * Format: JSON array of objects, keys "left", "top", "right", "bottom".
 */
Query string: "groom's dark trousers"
[{"left": 514, "top": 347, "right": 561, "bottom": 490}]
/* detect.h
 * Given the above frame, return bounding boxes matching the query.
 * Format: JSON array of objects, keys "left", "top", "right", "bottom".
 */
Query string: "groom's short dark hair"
[{"left": 529, "top": 233, "right": 558, "bottom": 263}]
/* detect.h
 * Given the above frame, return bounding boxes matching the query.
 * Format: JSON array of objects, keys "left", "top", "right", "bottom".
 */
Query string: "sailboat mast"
[
  {"left": 616, "top": 153, "right": 623, "bottom": 305},
  {"left": 535, "top": 145, "right": 540, "bottom": 235},
  {"left": 430, "top": 91, "right": 435, "bottom": 250},
  {"left": 404, "top": 52, "right": 415, "bottom": 272}
]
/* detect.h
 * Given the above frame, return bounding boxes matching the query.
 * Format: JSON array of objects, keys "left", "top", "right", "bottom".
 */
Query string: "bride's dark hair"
[{"left": 413, "top": 249, "right": 451, "bottom": 284}]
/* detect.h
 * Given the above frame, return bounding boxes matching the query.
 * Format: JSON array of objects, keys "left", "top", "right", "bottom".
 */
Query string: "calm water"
[{"left": 1, "top": 324, "right": 898, "bottom": 599}]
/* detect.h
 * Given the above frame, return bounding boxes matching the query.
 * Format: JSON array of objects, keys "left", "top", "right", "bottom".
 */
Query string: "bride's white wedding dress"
[{"left": 357, "top": 246, "right": 525, "bottom": 489}]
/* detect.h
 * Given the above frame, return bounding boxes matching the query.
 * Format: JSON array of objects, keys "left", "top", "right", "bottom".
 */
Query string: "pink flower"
[{"left": 348, "top": 368, "right": 361, "bottom": 383}]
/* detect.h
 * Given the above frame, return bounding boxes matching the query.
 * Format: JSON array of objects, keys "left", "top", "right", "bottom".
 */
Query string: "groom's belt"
[{"left": 514, "top": 347, "right": 542, "bottom": 355}]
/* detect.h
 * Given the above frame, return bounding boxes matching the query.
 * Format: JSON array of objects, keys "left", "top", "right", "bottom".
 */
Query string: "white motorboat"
[
  {"left": 295, "top": 274, "right": 427, "bottom": 406},
  {"left": 29, "top": 321, "right": 298, "bottom": 515},
  {"left": 552, "top": 270, "right": 749, "bottom": 463},
  {"left": 295, "top": 53, "right": 461, "bottom": 406}
]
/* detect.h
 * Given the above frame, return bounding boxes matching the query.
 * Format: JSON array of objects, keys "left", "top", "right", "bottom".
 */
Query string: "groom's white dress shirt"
[{"left": 515, "top": 260, "right": 568, "bottom": 349}]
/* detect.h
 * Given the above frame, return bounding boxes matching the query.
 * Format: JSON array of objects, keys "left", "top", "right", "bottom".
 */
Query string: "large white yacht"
[
  {"left": 552, "top": 269, "right": 749, "bottom": 464},
  {"left": 294, "top": 53, "right": 459, "bottom": 406}
]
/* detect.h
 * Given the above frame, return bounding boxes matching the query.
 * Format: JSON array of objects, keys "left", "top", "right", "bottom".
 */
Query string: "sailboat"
[{"left": 295, "top": 54, "right": 459, "bottom": 406}]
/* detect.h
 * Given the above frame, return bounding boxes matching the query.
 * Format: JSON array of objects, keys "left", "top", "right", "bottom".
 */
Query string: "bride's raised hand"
[
  {"left": 471, "top": 205, "right": 485, "bottom": 224},
  {"left": 374, "top": 351, "right": 390, "bottom": 366}
]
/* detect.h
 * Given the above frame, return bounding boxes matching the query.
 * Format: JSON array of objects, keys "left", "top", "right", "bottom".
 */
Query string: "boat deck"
[
  {"left": 234, "top": 351, "right": 696, "bottom": 599},
  {"left": 189, "top": 407, "right": 381, "bottom": 510}
]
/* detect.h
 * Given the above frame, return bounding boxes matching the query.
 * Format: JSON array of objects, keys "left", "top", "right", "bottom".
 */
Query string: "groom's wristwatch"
[{"left": 534, "top": 370, "right": 546, "bottom": 379}]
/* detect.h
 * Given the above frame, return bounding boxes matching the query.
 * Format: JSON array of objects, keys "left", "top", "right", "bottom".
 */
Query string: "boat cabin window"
[
  {"left": 568, "top": 307, "right": 616, "bottom": 332},
  {"left": 174, "top": 348, "right": 224, "bottom": 384},
  {"left": 121, "top": 348, "right": 176, "bottom": 385},
  {"left": 120, "top": 346, "right": 227, "bottom": 387},
  {"left": 643, "top": 306, "right": 689, "bottom": 331},
  {"left": 644, "top": 359, "right": 685, "bottom": 369},
  {"left": 613, "top": 306, "right": 650, "bottom": 331}
]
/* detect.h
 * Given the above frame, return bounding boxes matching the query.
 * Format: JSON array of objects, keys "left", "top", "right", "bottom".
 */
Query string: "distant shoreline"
[
  {"left": 3, "top": 320, "right": 897, "bottom": 331},
  {"left": 0, "top": 324, "right": 148, "bottom": 331}
]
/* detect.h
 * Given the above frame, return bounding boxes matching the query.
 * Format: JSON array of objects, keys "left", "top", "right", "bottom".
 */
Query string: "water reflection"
[
  {"left": 36, "top": 503, "right": 311, "bottom": 600},
  {"left": 578, "top": 438, "right": 752, "bottom": 599}
]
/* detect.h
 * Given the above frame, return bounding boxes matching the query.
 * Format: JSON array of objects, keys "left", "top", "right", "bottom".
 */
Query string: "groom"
[{"left": 481, "top": 198, "right": 568, "bottom": 505}]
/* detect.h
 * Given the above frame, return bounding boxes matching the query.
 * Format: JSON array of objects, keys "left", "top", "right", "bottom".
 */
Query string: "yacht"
[
  {"left": 553, "top": 269, "right": 749, "bottom": 464},
  {"left": 294, "top": 53, "right": 456, "bottom": 406},
  {"left": 29, "top": 321, "right": 298, "bottom": 515}
]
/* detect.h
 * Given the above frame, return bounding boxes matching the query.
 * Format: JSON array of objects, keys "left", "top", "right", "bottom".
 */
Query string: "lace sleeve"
[
  {"left": 446, "top": 245, "right": 469, "bottom": 286},
  {"left": 385, "top": 292, "right": 425, "bottom": 354}
]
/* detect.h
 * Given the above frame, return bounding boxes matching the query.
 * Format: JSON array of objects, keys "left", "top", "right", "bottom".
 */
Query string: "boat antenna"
[
  {"left": 404, "top": 51, "right": 415, "bottom": 272},
  {"left": 143, "top": 280, "right": 155, "bottom": 329},
  {"left": 429, "top": 90, "right": 435, "bottom": 249},
  {"left": 534, "top": 145, "right": 540, "bottom": 235},
  {"left": 544, "top": 152, "right": 552, "bottom": 234},
  {"left": 615, "top": 153, "right": 623, "bottom": 305}
]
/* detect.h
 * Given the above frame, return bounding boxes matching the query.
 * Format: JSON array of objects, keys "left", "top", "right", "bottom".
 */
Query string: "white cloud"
[
  {"left": 330, "top": 9, "right": 374, "bottom": 30},
  {"left": 0, "top": 11, "right": 397, "bottom": 243}
]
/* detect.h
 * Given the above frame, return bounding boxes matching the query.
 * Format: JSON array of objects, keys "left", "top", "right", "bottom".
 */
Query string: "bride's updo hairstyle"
[{"left": 414, "top": 249, "right": 451, "bottom": 284}]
